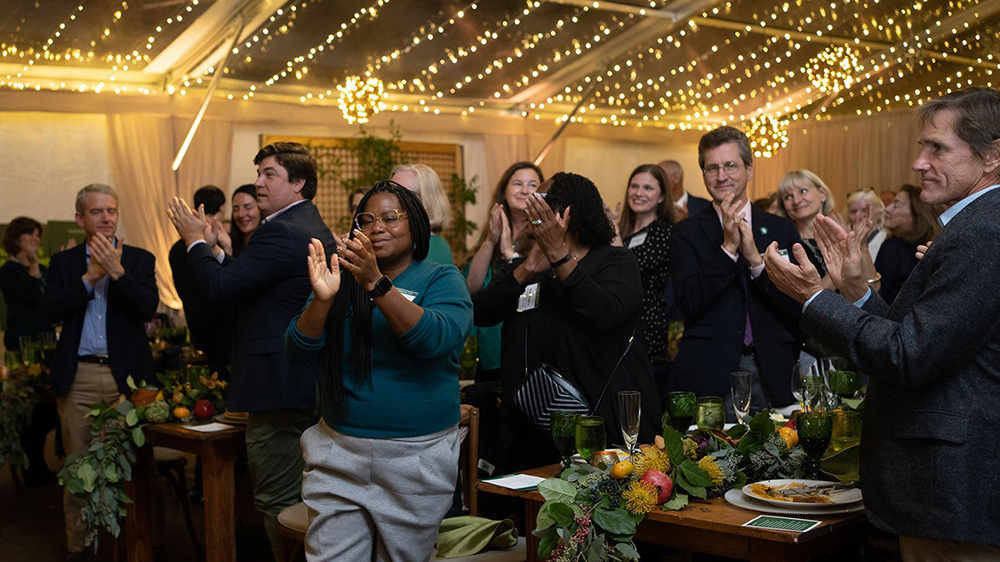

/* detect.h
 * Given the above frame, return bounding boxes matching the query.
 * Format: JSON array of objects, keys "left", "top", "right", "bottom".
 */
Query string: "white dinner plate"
[
  {"left": 742, "top": 479, "right": 863, "bottom": 507},
  {"left": 725, "top": 489, "right": 864, "bottom": 516}
]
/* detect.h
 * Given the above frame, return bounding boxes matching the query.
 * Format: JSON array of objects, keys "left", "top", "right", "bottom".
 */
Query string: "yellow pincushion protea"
[
  {"left": 634, "top": 446, "right": 671, "bottom": 475},
  {"left": 623, "top": 480, "right": 659, "bottom": 515},
  {"left": 698, "top": 456, "right": 725, "bottom": 487}
]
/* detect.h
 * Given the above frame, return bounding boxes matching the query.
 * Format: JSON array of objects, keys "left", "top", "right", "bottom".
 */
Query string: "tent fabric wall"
[
  {"left": 751, "top": 111, "right": 923, "bottom": 210},
  {"left": 106, "top": 115, "right": 233, "bottom": 309}
]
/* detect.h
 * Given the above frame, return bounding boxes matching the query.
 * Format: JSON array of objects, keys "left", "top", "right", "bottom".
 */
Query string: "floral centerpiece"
[
  {"left": 534, "top": 410, "right": 807, "bottom": 560},
  {"left": 59, "top": 369, "right": 230, "bottom": 549}
]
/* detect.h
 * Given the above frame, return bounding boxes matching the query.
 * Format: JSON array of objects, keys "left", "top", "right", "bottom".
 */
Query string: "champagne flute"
[
  {"left": 575, "top": 415, "right": 606, "bottom": 463},
  {"left": 731, "top": 372, "right": 752, "bottom": 423},
  {"left": 664, "top": 391, "right": 697, "bottom": 434},
  {"left": 617, "top": 391, "right": 641, "bottom": 460},
  {"left": 797, "top": 411, "right": 833, "bottom": 479},
  {"left": 551, "top": 411, "right": 581, "bottom": 467},
  {"left": 19, "top": 336, "right": 39, "bottom": 366}
]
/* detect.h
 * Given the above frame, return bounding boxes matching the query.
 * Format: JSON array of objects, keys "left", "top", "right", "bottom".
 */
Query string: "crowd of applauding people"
[{"left": 2, "top": 87, "right": 998, "bottom": 561}]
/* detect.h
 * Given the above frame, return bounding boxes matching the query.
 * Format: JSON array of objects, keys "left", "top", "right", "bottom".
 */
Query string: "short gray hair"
[
  {"left": 75, "top": 184, "right": 119, "bottom": 214},
  {"left": 918, "top": 87, "right": 1000, "bottom": 158}
]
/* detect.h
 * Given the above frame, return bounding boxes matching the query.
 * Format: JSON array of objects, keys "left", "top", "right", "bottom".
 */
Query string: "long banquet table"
[{"left": 477, "top": 464, "right": 867, "bottom": 562}]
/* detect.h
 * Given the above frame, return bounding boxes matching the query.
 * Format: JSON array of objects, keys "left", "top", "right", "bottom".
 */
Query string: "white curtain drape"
[
  {"left": 751, "top": 110, "right": 923, "bottom": 207},
  {"left": 106, "top": 115, "right": 233, "bottom": 309}
]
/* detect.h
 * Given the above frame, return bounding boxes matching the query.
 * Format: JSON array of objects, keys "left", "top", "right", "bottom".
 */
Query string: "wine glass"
[
  {"left": 731, "top": 372, "right": 752, "bottom": 423},
  {"left": 551, "top": 411, "right": 581, "bottom": 467},
  {"left": 797, "top": 411, "right": 833, "bottom": 479},
  {"left": 695, "top": 396, "right": 725, "bottom": 431},
  {"left": 38, "top": 331, "right": 57, "bottom": 369},
  {"left": 575, "top": 415, "right": 606, "bottom": 463},
  {"left": 791, "top": 361, "right": 817, "bottom": 409},
  {"left": 19, "top": 336, "right": 39, "bottom": 366},
  {"left": 617, "top": 391, "right": 641, "bottom": 460},
  {"left": 664, "top": 391, "right": 697, "bottom": 434}
]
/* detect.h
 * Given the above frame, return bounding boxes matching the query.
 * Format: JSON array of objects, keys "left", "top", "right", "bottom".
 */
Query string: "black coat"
[
  {"left": 0, "top": 260, "right": 50, "bottom": 350},
  {"left": 874, "top": 236, "right": 919, "bottom": 306},
  {"left": 43, "top": 243, "right": 158, "bottom": 397},
  {"left": 186, "top": 201, "right": 336, "bottom": 413},
  {"left": 473, "top": 244, "right": 662, "bottom": 473},
  {"left": 169, "top": 239, "right": 223, "bottom": 368},
  {"left": 686, "top": 193, "right": 711, "bottom": 218},
  {"left": 802, "top": 187, "right": 1000, "bottom": 546},
  {"left": 668, "top": 206, "right": 805, "bottom": 403}
]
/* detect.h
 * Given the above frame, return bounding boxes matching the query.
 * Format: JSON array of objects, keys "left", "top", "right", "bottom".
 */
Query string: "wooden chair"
[
  {"left": 152, "top": 447, "right": 203, "bottom": 559},
  {"left": 275, "top": 405, "right": 488, "bottom": 562}
]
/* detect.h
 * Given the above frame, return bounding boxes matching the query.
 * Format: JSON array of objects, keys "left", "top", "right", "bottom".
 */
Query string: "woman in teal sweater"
[{"left": 285, "top": 181, "right": 472, "bottom": 561}]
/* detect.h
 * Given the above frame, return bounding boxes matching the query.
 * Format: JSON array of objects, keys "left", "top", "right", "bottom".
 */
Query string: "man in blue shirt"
[
  {"left": 764, "top": 88, "right": 1000, "bottom": 560},
  {"left": 44, "top": 184, "right": 158, "bottom": 559}
]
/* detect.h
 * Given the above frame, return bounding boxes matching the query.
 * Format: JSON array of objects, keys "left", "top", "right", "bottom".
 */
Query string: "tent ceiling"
[{"left": 1, "top": 0, "right": 997, "bottom": 131}]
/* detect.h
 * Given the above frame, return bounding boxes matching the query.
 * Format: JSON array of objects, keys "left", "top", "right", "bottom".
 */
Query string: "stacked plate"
[
  {"left": 213, "top": 411, "right": 249, "bottom": 425},
  {"left": 725, "top": 479, "right": 864, "bottom": 515}
]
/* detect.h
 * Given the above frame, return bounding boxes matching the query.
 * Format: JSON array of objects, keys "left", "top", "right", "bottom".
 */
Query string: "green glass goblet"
[
  {"left": 797, "top": 411, "right": 834, "bottom": 479},
  {"left": 551, "top": 411, "right": 581, "bottom": 467},
  {"left": 664, "top": 391, "right": 697, "bottom": 434}
]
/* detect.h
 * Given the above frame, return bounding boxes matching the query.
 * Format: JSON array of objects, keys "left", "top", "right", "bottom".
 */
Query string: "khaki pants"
[
  {"left": 56, "top": 362, "right": 121, "bottom": 553},
  {"left": 900, "top": 536, "right": 1000, "bottom": 562}
]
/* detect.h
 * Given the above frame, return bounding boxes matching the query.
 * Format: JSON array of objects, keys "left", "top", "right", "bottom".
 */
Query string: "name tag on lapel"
[
  {"left": 627, "top": 232, "right": 648, "bottom": 249},
  {"left": 517, "top": 283, "right": 541, "bottom": 312}
]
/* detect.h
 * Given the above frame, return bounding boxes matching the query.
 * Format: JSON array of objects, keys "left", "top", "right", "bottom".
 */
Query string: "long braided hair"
[{"left": 319, "top": 180, "right": 431, "bottom": 411}]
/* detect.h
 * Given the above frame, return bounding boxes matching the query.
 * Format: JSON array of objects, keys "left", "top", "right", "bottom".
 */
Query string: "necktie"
[{"left": 737, "top": 264, "right": 753, "bottom": 347}]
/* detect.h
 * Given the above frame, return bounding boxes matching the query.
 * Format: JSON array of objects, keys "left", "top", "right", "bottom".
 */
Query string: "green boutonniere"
[{"left": 759, "top": 226, "right": 769, "bottom": 235}]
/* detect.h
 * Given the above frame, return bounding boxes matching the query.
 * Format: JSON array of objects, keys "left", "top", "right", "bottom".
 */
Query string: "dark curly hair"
[
  {"left": 319, "top": 180, "right": 431, "bottom": 411},
  {"left": 544, "top": 172, "right": 616, "bottom": 247}
]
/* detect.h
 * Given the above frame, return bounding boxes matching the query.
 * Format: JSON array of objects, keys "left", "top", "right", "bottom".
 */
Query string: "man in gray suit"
[{"left": 764, "top": 87, "right": 1000, "bottom": 560}]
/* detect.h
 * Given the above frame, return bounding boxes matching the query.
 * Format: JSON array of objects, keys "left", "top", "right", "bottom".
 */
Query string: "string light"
[{"left": 807, "top": 45, "right": 863, "bottom": 93}]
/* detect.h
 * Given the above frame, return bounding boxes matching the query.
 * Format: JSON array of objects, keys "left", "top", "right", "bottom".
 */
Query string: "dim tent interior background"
[{"left": 0, "top": 0, "right": 997, "bottom": 310}]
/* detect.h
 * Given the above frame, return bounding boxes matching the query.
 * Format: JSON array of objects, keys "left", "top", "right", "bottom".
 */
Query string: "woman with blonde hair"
[
  {"left": 777, "top": 169, "right": 837, "bottom": 276},
  {"left": 846, "top": 187, "right": 888, "bottom": 261},
  {"left": 391, "top": 163, "right": 454, "bottom": 265}
]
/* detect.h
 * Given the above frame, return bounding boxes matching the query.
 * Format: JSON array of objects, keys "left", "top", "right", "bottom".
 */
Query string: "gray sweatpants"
[{"left": 301, "top": 420, "right": 460, "bottom": 562}]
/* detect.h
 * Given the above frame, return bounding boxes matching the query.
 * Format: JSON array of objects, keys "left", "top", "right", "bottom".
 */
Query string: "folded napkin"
[{"left": 435, "top": 516, "right": 519, "bottom": 559}]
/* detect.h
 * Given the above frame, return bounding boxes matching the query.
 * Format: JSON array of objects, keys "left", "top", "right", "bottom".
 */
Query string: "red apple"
[
  {"left": 640, "top": 469, "right": 674, "bottom": 504},
  {"left": 193, "top": 399, "right": 215, "bottom": 421}
]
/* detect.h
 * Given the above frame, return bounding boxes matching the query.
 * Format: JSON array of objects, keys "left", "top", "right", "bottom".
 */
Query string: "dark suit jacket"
[
  {"left": 187, "top": 200, "right": 335, "bottom": 413},
  {"left": 668, "top": 206, "right": 804, "bottom": 403},
  {"left": 169, "top": 239, "right": 221, "bottom": 366},
  {"left": 802, "top": 188, "right": 1000, "bottom": 546},
  {"left": 686, "top": 193, "right": 711, "bottom": 218},
  {"left": 0, "top": 261, "right": 50, "bottom": 350},
  {"left": 43, "top": 243, "right": 158, "bottom": 397}
]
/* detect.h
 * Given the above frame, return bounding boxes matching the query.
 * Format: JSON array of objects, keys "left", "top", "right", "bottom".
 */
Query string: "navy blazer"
[
  {"left": 187, "top": 200, "right": 336, "bottom": 413},
  {"left": 668, "top": 205, "right": 804, "bottom": 403},
  {"left": 686, "top": 193, "right": 711, "bottom": 218},
  {"left": 43, "top": 243, "right": 158, "bottom": 397},
  {"left": 803, "top": 188, "right": 1000, "bottom": 546}
]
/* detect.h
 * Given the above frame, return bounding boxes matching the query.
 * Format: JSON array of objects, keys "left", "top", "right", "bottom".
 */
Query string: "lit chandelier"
[
  {"left": 337, "top": 76, "right": 386, "bottom": 124},
  {"left": 806, "top": 45, "right": 862, "bottom": 94},
  {"left": 744, "top": 114, "right": 789, "bottom": 159}
]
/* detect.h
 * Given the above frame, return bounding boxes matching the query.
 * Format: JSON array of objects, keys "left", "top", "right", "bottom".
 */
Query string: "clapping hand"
[
  {"left": 167, "top": 197, "right": 209, "bottom": 246},
  {"left": 337, "top": 230, "right": 383, "bottom": 292},
  {"left": 525, "top": 193, "right": 570, "bottom": 263},
  {"left": 88, "top": 233, "right": 125, "bottom": 281},
  {"left": 213, "top": 218, "right": 233, "bottom": 255},
  {"left": 307, "top": 238, "right": 340, "bottom": 302},
  {"left": 763, "top": 242, "right": 824, "bottom": 304},
  {"left": 813, "top": 215, "right": 869, "bottom": 302}
]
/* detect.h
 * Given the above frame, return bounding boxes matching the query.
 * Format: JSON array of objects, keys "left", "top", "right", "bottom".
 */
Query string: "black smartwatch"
[{"left": 368, "top": 275, "right": 393, "bottom": 299}]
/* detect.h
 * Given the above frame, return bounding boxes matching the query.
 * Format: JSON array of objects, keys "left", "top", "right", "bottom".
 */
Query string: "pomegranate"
[
  {"left": 640, "top": 469, "right": 674, "bottom": 504},
  {"left": 193, "top": 399, "right": 215, "bottom": 421}
]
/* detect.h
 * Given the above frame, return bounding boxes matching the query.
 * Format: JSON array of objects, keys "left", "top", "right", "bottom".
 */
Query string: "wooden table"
[
  {"left": 478, "top": 465, "right": 867, "bottom": 562},
  {"left": 124, "top": 422, "right": 246, "bottom": 562}
]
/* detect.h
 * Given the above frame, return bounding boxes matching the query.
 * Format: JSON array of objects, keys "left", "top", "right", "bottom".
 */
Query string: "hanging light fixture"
[
  {"left": 337, "top": 75, "right": 386, "bottom": 124},
  {"left": 744, "top": 114, "right": 789, "bottom": 159},
  {"left": 807, "top": 45, "right": 862, "bottom": 94}
]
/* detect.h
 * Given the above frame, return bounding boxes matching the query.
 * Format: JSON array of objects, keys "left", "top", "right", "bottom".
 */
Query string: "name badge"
[
  {"left": 517, "top": 283, "right": 541, "bottom": 312},
  {"left": 627, "top": 232, "right": 648, "bottom": 249},
  {"left": 398, "top": 288, "right": 419, "bottom": 302}
]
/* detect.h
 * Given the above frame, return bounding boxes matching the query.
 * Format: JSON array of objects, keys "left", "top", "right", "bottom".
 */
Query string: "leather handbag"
[{"left": 513, "top": 323, "right": 638, "bottom": 432}]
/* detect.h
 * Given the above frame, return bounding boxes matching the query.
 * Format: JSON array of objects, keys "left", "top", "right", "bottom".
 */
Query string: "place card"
[
  {"left": 481, "top": 474, "right": 546, "bottom": 491},
  {"left": 742, "top": 515, "right": 821, "bottom": 533},
  {"left": 186, "top": 422, "right": 235, "bottom": 433}
]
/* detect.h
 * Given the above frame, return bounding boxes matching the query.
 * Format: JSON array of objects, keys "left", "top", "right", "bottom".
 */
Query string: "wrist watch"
[{"left": 368, "top": 275, "right": 393, "bottom": 298}]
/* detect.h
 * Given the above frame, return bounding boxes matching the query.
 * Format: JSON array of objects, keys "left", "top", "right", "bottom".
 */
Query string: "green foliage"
[
  {"left": 341, "top": 121, "right": 405, "bottom": 193},
  {"left": 1, "top": 364, "right": 48, "bottom": 469},
  {"left": 58, "top": 400, "right": 150, "bottom": 550},
  {"left": 449, "top": 173, "right": 480, "bottom": 255}
]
